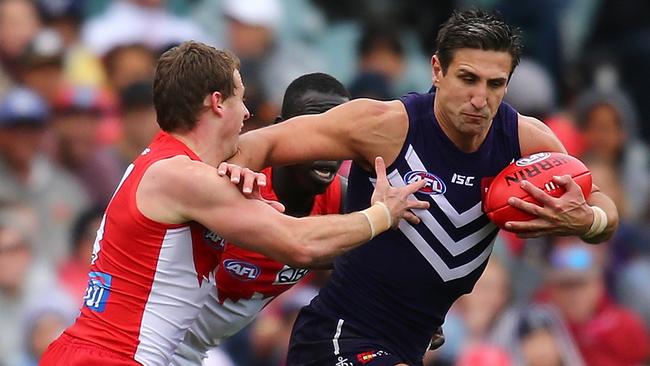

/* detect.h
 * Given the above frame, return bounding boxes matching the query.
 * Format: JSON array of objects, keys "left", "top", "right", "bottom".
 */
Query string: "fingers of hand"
[
  {"left": 519, "top": 181, "right": 555, "bottom": 206},
  {"left": 217, "top": 162, "right": 228, "bottom": 175},
  {"left": 405, "top": 177, "right": 427, "bottom": 193},
  {"left": 241, "top": 168, "right": 256, "bottom": 194},
  {"left": 229, "top": 166, "right": 242, "bottom": 184},
  {"left": 515, "top": 231, "right": 545, "bottom": 238},
  {"left": 403, "top": 211, "right": 421, "bottom": 225},
  {"left": 553, "top": 174, "right": 581, "bottom": 195},
  {"left": 408, "top": 199, "right": 430, "bottom": 211},
  {"left": 374, "top": 156, "right": 387, "bottom": 187},
  {"left": 504, "top": 218, "right": 549, "bottom": 233},
  {"left": 507, "top": 197, "right": 544, "bottom": 217}
]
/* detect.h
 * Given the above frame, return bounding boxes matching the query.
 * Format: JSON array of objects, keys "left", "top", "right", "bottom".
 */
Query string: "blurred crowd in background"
[{"left": 0, "top": 0, "right": 650, "bottom": 365}]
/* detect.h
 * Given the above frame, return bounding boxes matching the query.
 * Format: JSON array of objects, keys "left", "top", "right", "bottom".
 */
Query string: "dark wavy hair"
[{"left": 436, "top": 9, "right": 523, "bottom": 76}]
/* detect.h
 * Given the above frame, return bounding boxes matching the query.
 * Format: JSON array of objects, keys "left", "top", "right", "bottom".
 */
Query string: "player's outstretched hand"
[
  {"left": 504, "top": 175, "right": 593, "bottom": 238},
  {"left": 217, "top": 162, "right": 285, "bottom": 213},
  {"left": 371, "top": 156, "right": 429, "bottom": 227}
]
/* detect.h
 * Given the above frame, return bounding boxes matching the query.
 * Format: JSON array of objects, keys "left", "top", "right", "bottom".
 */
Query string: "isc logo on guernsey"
[
  {"left": 223, "top": 259, "right": 260, "bottom": 281},
  {"left": 404, "top": 171, "right": 446, "bottom": 195}
]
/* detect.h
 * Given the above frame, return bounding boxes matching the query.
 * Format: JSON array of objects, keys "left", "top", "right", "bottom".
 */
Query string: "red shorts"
[{"left": 40, "top": 333, "right": 140, "bottom": 366}]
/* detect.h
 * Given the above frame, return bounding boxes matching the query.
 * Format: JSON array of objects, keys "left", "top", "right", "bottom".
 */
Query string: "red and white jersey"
[
  {"left": 64, "top": 132, "right": 223, "bottom": 365},
  {"left": 170, "top": 168, "right": 341, "bottom": 365}
]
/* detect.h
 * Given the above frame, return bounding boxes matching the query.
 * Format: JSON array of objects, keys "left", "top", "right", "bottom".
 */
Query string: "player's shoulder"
[
  {"left": 141, "top": 156, "right": 231, "bottom": 206},
  {"left": 518, "top": 114, "right": 553, "bottom": 134},
  {"left": 337, "top": 98, "right": 404, "bottom": 119}
]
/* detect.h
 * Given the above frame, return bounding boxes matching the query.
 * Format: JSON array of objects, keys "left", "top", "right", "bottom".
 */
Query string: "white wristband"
[
  {"left": 359, "top": 202, "right": 392, "bottom": 239},
  {"left": 359, "top": 209, "right": 376, "bottom": 239},
  {"left": 581, "top": 206, "right": 608, "bottom": 240}
]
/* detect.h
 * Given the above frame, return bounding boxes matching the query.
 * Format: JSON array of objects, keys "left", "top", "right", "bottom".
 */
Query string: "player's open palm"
[{"left": 371, "top": 156, "right": 430, "bottom": 227}]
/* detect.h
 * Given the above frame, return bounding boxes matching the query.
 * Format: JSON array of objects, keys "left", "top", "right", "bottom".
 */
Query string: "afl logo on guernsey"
[
  {"left": 404, "top": 171, "right": 446, "bottom": 195},
  {"left": 515, "top": 152, "right": 551, "bottom": 167},
  {"left": 223, "top": 259, "right": 260, "bottom": 281}
]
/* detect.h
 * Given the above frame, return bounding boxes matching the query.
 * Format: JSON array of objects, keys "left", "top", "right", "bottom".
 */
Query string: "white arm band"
[
  {"left": 581, "top": 206, "right": 608, "bottom": 240},
  {"left": 359, "top": 202, "right": 392, "bottom": 239}
]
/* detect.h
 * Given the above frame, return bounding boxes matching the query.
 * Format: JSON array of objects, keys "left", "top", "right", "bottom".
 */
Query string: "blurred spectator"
[
  {"left": 0, "top": 207, "right": 58, "bottom": 365},
  {"left": 348, "top": 23, "right": 405, "bottom": 100},
  {"left": 37, "top": 0, "right": 106, "bottom": 87},
  {"left": 16, "top": 30, "right": 66, "bottom": 104},
  {"left": 110, "top": 80, "right": 159, "bottom": 171},
  {"left": 0, "top": 0, "right": 41, "bottom": 81},
  {"left": 544, "top": 244, "right": 650, "bottom": 366},
  {"left": 57, "top": 205, "right": 104, "bottom": 301},
  {"left": 574, "top": 87, "right": 650, "bottom": 222},
  {"left": 432, "top": 257, "right": 512, "bottom": 364},
  {"left": 617, "top": 255, "right": 650, "bottom": 332},
  {"left": 0, "top": 87, "right": 89, "bottom": 265},
  {"left": 244, "top": 285, "right": 319, "bottom": 366},
  {"left": 348, "top": 72, "right": 392, "bottom": 101},
  {"left": 455, "top": 344, "right": 511, "bottom": 366},
  {"left": 493, "top": 0, "right": 566, "bottom": 90},
  {"left": 9, "top": 290, "right": 76, "bottom": 366},
  {"left": 504, "top": 58, "right": 555, "bottom": 121},
  {"left": 222, "top": 0, "right": 324, "bottom": 109},
  {"left": 504, "top": 57, "right": 585, "bottom": 157},
  {"left": 581, "top": 0, "right": 650, "bottom": 143},
  {"left": 50, "top": 85, "right": 122, "bottom": 205},
  {"left": 463, "top": 303, "right": 584, "bottom": 366},
  {"left": 103, "top": 43, "right": 158, "bottom": 93},
  {"left": 81, "top": 0, "right": 211, "bottom": 56}
]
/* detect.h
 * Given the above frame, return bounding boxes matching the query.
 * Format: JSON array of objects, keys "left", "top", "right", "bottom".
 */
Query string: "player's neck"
[
  {"left": 170, "top": 130, "right": 227, "bottom": 168},
  {"left": 433, "top": 102, "right": 490, "bottom": 153},
  {"left": 272, "top": 168, "right": 316, "bottom": 217}
]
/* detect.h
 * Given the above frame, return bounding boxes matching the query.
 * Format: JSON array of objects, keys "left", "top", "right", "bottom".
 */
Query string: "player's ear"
[
  {"left": 206, "top": 91, "right": 224, "bottom": 116},
  {"left": 431, "top": 55, "right": 442, "bottom": 85}
]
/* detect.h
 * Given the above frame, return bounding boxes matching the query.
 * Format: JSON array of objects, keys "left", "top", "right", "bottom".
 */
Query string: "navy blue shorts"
[{"left": 287, "top": 304, "right": 420, "bottom": 366}]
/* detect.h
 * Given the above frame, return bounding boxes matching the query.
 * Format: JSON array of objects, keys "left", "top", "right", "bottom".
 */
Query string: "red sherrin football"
[{"left": 483, "top": 152, "right": 592, "bottom": 229}]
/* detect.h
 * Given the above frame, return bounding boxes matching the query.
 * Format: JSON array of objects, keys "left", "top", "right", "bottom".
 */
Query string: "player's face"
[
  {"left": 287, "top": 160, "right": 343, "bottom": 195},
  {"left": 432, "top": 49, "right": 511, "bottom": 138},
  {"left": 283, "top": 91, "right": 348, "bottom": 194},
  {"left": 221, "top": 70, "right": 250, "bottom": 155}
]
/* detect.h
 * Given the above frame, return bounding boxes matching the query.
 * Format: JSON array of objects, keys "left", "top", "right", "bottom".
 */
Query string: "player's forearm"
[
  {"left": 284, "top": 213, "right": 372, "bottom": 268},
  {"left": 583, "top": 191, "right": 619, "bottom": 243},
  {"left": 231, "top": 132, "right": 274, "bottom": 171},
  {"left": 288, "top": 204, "right": 393, "bottom": 268}
]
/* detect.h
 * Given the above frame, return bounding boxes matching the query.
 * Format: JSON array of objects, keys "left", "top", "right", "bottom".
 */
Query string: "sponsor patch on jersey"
[
  {"left": 515, "top": 152, "right": 551, "bottom": 166},
  {"left": 273, "top": 265, "right": 309, "bottom": 285},
  {"left": 404, "top": 171, "right": 446, "bottom": 195},
  {"left": 357, "top": 350, "right": 389, "bottom": 364},
  {"left": 223, "top": 259, "right": 260, "bottom": 281},
  {"left": 203, "top": 229, "right": 226, "bottom": 250},
  {"left": 83, "top": 271, "right": 112, "bottom": 312}
]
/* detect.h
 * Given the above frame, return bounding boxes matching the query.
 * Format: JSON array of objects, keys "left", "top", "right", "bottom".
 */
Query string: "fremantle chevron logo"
[
  {"left": 515, "top": 152, "right": 551, "bottom": 167},
  {"left": 223, "top": 259, "right": 260, "bottom": 281},
  {"left": 404, "top": 170, "right": 446, "bottom": 195}
]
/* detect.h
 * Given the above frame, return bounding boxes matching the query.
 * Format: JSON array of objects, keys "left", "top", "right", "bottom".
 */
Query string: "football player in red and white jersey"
[
  {"left": 171, "top": 72, "right": 350, "bottom": 365},
  {"left": 40, "top": 43, "right": 429, "bottom": 366}
]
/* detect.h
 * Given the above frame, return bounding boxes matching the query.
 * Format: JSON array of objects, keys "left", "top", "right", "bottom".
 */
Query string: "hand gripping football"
[{"left": 483, "top": 152, "right": 592, "bottom": 229}]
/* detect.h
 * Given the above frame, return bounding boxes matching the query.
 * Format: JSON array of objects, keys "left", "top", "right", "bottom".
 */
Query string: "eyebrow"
[{"left": 457, "top": 69, "right": 507, "bottom": 83}]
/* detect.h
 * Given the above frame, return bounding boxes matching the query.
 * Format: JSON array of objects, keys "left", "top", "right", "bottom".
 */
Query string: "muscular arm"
[
  {"left": 231, "top": 99, "right": 408, "bottom": 171},
  {"left": 137, "top": 156, "right": 426, "bottom": 268},
  {"left": 514, "top": 115, "right": 619, "bottom": 242}
]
